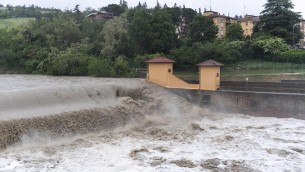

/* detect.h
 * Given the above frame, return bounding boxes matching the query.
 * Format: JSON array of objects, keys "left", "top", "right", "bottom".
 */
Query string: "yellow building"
[
  {"left": 146, "top": 57, "right": 199, "bottom": 90},
  {"left": 203, "top": 11, "right": 238, "bottom": 38},
  {"left": 239, "top": 15, "right": 259, "bottom": 37},
  {"left": 146, "top": 57, "right": 223, "bottom": 91},
  {"left": 197, "top": 59, "right": 223, "bottom": 91},
  {"left": 146, "top": 57, "right": 175, "bottom": 87}
]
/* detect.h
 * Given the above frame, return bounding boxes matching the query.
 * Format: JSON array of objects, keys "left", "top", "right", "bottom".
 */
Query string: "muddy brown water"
[
  {"left": 0, "top": 86, "right": 153, "bottom": 149},
  {"left": 0, "top": 75, "right": 163, "bottom": 149}
]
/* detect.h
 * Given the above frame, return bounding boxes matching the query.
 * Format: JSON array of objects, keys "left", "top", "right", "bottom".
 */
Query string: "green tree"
[
  {"left": 188, "top": 16, "right": 218, "bottom": 44},
  {"left": 199, "top": 41, "right": 241, "bottom": 63},
  {"left": 254, "top": 0, "right": 302, "bottom": 45},
  {"left": 129, "top": 10, "right": 152, "bottom": 53},
  {"left": 113, "top": 56, "right": 130, "bottom": 76},
  {"left": 226, "top": 23, "right": 244, "bottom": 41},
  {"left": 170, "top": 41, "right": 241, "bottom": 66},
  {"left": 129, "top": 9, "right": 177, "bottom": 54},
  {"left": 100, "top": 13, "right": 131, "bottom": 59},
  {"left": 180, "top": 7, "right": 197, "bottom": 36},
  {"left": 165, "top": 7, "right": 181, "bottom": 32},
  {"left": 165, "top": 7, "right": 197, "bottom": 37},
  {"left": 38, "top": 40, "right": 93, "bottom": 75},
  {"left": 149, "top": 10, "right": 177, "bottom": 53},
  {"left": 102, "top": 4, "right": 125, "bottom": 16},
  {"left": 253, "top": 37, "right": 291, "bottom": 55}
]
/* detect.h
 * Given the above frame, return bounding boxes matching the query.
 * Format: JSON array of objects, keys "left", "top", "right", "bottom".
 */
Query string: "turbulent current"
[{"left": 0, "top": 75, "right": 304, "bottom": 172}]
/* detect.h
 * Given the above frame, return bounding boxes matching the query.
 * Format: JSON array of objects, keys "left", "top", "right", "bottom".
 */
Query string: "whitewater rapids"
[{"left": 0, "top": 75, "right": 304, "bottom": 172}]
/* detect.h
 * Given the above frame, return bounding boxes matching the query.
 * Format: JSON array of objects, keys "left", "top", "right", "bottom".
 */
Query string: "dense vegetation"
[{"left": 0, "top": 0, "right": 304, "bottom": 77}]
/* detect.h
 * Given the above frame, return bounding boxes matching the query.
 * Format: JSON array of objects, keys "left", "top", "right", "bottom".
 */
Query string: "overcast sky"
[{"left": 1, "top": 0, "right": 305, "bottom": 18}]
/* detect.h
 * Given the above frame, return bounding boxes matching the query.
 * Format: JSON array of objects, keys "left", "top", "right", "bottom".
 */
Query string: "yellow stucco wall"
[
  {"left": 167, "top": 74, "right": 199, "bottom": 89},
  {"left": 213, "top": 17, "right": 226, "bottom": 38},
  {"left": 212, "top": 17, "right": 238, "bottom": 38},
  {"left": 147, "top": 63, "right": 173, "bottom": 87},
  {"left": 147, "top": 63, "right": 199, "bottom": 89},
  {"left": 241, "top": 20, "right": 254, "bottom": 36},
  {"left": 199, "top": 66, "right": 221, "bottom": 90},
  {"left": 147, "top": 62, "right": 222, "bottom": 91}
]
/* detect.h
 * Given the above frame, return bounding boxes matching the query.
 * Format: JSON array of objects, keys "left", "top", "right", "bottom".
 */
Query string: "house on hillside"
[
  {"left": 203, "top": 10, "right": 238, "bottom": 38},
  {"left": 87, "top": 11, "right": 114, "bottom": 20}
]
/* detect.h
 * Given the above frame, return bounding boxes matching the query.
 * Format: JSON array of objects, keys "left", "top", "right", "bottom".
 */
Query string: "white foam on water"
[{"left": 1, "top": 115, "right": 304, "bottom": 172}]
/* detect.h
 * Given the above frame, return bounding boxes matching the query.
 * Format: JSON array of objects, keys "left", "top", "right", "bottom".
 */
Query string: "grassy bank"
[
  {"left": 175, "top": 60, "right": 305, "bottom": 82},
  {"left": 0, "top": 18, "right": 34, "bottom": 28}
]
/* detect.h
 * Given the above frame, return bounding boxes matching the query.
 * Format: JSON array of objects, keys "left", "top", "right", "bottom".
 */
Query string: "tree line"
[
  {"left": 0, "top": 0, "right": 304, "bottom": 76},
  {"left": 0, "top": 4, "right": 60, "bottom": 18}
]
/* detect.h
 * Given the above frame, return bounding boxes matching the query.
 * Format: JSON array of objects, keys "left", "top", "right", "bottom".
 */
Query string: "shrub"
[
  {"left": 253, "top": 37, "right": 291, "bottom": 55},
  {"left": 88, "top": 58, "right": 114, "bottom": 77},
  {"left": 25, "top": 59, "right": 40, "bottom": 72},
  {"left": 38, "top": 48, "right": 90, "bottom": 76},
  {"left": 0, "top": 49, "right": 22, "bottom": 67},
  {"left": 276, "top": 50, "right": 305, "bottom": 63},
  {"left": 114, "top": 56, "right": 130, "bottom": 77}
]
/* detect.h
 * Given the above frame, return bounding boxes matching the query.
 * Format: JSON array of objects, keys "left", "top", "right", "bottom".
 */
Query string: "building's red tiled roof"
[
  {"left": 206, "top": 14, "right": 235, "bottom": 20},
  {"left": 145, "top": 57, "right": 176, "bottom": 63},
  {"left": 197, "top": 59, "right": 224, "bottom": 67},
  {"left": 239, "top": 16, "right": 260, "bottom": 22}
]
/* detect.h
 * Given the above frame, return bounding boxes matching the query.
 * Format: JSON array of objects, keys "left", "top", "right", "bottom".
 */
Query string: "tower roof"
[
  {"left": 145, "top": 57, "right": 176, "bottom": 63},
  {"left": 197, "top": 59, "right": 223, "bottom": 67}
]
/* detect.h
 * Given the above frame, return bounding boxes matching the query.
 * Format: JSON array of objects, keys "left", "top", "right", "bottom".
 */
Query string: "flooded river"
[{"left": 0, "top": 75, "right": 304, "bottom": 171}]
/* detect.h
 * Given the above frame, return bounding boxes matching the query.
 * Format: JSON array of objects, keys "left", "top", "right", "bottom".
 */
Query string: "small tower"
[
  {"left": 197, "top": 59, "right": 223, "bottom": 90},
  {"left": 145, "top": 57, "right": 175, "bottom": 87}
]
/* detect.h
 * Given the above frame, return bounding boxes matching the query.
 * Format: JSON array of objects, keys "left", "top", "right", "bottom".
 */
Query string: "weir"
[
  {"left": 169, "top": 88, "right": 305, "bottom": 120},
  {"left": 0, "top": 76, "right": 153, "bottom": 149},
  {"left": 145, "top": 57, "right": 305, "bottom": 120}
]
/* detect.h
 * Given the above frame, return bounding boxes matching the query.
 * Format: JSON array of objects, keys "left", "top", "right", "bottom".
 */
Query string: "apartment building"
[
  {"left": 203, "top": 11, "right": 238, "bottom": 38},
  {"left": 239, "top": 15, "right": 259, "bottom": 37}
]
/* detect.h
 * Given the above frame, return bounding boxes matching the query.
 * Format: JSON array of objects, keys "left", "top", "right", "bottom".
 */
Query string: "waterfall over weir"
[{"left": 0, "top": 75, "right": 154, "bottom": 149}]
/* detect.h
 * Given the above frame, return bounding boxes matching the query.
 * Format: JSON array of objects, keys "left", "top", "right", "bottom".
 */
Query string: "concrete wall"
[
  {"left": 170, "top": 89, "right": 305, "bottom": 120},
  {"left": 199, "top": 66, "right": 220, "bottom": 90}
]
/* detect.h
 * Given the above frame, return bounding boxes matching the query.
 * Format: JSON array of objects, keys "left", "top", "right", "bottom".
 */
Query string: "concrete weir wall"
[{"left": 169, "top": 89, "right": 305, "bottom": 120}]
